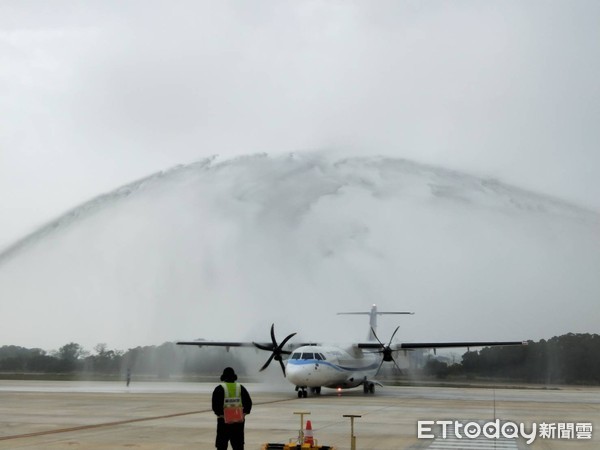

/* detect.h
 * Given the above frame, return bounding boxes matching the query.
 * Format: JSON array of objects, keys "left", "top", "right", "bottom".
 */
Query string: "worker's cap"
[{"left": 220, "top": 367, "right": 238, "bottom": 382}]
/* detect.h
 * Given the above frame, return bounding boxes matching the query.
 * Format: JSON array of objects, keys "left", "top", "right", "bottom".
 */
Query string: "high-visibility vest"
[
  {"left": 221, "top": 382, "right": 244, "bottom": 423},
  {"left": 222, "top": 382, "right": 242, "bottom": 409}
]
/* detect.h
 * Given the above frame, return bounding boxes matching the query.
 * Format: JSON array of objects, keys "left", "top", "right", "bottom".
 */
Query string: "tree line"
[
  {"left": 422, "top": 333, "right": 600, "bottom": 384},
  {"left": 0, "top": 341, "right": 245, "bottom": 379},
  {"left": 1, "top": 333, "right": 599, "bottom": 384}
]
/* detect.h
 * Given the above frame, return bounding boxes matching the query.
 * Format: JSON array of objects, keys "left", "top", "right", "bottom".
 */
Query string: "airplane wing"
[
  {"left": 176, "top": 340, "right": 315, "bottom": 377},
  {"left": 355, "top": 339, "right": 526, "bottom": 373},
  {"left": 176, "top": 340, "right": 317, "bottom": 349},
  {"left": 177, "top": 341, "right": 253, "bottom": 348},
  {"left": 399, "top": 341, "right": 527, "bottom": 350},
  {"left": 357, "top": 340, "right": 527, "bottom": 350},
  {"left": 176, "top": 323, "right": 317, "bottom": 377}
]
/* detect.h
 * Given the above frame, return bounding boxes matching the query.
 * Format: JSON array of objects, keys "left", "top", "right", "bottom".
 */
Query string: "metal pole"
[{"left": 343, "top": 414, "right": 362, "bottom": 450}]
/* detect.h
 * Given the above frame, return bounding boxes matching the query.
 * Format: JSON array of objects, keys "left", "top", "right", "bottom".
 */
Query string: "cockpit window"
[
  {"left": 315, "top": 353, "right": 323, "bottom": 360},
  {"left": 302, "top": 352, "right": 314, "bottom": 360},
  {"left": 291, "top": 353, "right": 301, "bottom": 359},
  {"left": 319, "top": 353, "right": 326, "bottom": 360}
]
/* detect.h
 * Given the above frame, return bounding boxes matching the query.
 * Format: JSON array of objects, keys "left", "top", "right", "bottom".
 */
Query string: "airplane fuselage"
[{"left": 286, "top": 344, "right": 380, "bottom": 390}]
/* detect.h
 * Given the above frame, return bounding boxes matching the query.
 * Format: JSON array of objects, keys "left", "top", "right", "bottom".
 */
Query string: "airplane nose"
[
  {"left": 287, "top": 362, "right": 310, "bottom": 383},
  {"left": 286, "top": 363, "right": 301, "bottom": 378}
]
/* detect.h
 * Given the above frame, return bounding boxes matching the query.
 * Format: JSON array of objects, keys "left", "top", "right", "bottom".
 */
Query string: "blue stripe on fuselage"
[{"left": 287, "top": 359, "right": 380, "bottom": 372}]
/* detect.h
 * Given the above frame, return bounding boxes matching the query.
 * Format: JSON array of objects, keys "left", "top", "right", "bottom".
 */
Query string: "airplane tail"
[{"left": 337, "top": 304, "right": 414, "bottom": 341}]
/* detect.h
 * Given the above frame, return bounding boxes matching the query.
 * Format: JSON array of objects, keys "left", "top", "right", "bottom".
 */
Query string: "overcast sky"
[{"left": 2, "top": 0, "right": 599, "bottom": 250}]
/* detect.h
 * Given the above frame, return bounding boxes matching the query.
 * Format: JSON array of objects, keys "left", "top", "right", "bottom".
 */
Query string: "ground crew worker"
[{"left": 211, "top": 367, "right": 252, "bottom": 450}]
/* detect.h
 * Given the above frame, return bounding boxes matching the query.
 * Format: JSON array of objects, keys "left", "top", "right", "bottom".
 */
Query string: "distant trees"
[
  {"left": 0, "top": 346, "right": 54, "bottom": 372},
  {"left": 0, "top": 341, "right": 247, "bottom": 379},
  {"left": 83, "top": 343, "right": 123, "bottom": 373},
  {"left": 55, "top": 342, "right": 86, "bottom": 372},
  {"left": 423, "top": 358, "right": 450, "bottom": 379},
  {"left": 457, "top": 333, "right": 600, "bottom": 384}
]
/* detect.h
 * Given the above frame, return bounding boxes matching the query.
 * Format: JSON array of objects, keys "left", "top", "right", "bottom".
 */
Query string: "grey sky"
[{"left": 2, "top": 1, "right": 599, "bottom": 251}]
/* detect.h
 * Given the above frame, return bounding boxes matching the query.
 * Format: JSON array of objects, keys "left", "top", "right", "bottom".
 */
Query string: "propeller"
[
  {"left": 369, "top": 326, "right": 403, "bottom": 374},
  {"left": 253, "top": 324, "right": 296, "bottom": 377}
]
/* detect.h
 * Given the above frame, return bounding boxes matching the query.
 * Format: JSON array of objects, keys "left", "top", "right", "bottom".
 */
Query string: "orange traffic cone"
[{"left": 304, "top": 419, "right": 314, "bottom": 446}]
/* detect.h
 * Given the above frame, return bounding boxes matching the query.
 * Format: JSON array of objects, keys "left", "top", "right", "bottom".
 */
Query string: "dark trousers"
[{"left": 216, "top": 419, "right": 245, "bottom": 450}]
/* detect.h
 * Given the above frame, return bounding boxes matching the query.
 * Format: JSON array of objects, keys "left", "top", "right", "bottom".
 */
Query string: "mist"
[
  {"left": 2, "top": 0, "right": 600, "bottom": 251},
  {"left": 0, "top": 154, "right": 598, "bottom": 352}
]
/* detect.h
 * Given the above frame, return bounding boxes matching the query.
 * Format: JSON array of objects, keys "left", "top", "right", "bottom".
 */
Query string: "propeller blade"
[
  {"left": 388, "top": 326, "right": 400, "bottom": 346},
  {"left": 390, "top": 356, "right": 402, "bottom": 373},
  {"left": 259, "top": 353, "right": 275, "bottom": 372},
  {"left": 371, "top": 325, "right": 404, "bottom": 371},
  {"left": 278, "top": 358, "right": 286, "bottom": 377},
  {"left": 278, "top": 332, "right": 297, "bottom": 350},
  {"left": 256, "top": 325, "right": 297, "bottom": 376},
  {"left": 370, "top": 327, "right": 385, "bottom": 348},
  {"left": 253, "top": 342, "right": 274, "bottom": 352},
  {"left": 375, "top": 357, "right": 385, "bottom": 376}
]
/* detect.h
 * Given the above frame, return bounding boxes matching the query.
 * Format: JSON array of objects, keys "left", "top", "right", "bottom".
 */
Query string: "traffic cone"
[{"left": 304, "top": 419, "right": 314, "bottom": 446}]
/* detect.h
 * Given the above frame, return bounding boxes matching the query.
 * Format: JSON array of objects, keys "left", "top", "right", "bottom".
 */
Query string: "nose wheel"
[
  {"left": 295, "top": 386, "right": 321, "bottom": 398},
  {"left": 296, "top": 386, "right": 308, "bottom": 398}
]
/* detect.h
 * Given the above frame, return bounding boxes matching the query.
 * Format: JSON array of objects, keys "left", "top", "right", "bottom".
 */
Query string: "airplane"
[{"left": 177, "top": 305, "right": 526, "bottom": 398}]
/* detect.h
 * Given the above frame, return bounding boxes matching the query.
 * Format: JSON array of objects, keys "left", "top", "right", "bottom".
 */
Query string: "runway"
[{"left": 0, "top": 380, "right": 598, "bottom": 449}]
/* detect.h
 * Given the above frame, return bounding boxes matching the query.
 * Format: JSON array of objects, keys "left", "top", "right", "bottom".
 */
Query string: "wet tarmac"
[{"left": 0, "top": 380, "right": 598, "bottom": 449}]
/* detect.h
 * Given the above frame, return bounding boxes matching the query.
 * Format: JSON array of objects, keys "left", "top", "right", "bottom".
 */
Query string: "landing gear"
[
  {"left": 296, "top": 386, "right": 308, "bottom": 398},
  {"left": 310, "top": 386, "right": 321, "bottom": 395},
  {"left": 363, "top": 381, "right": 375, "bottom": 394}
]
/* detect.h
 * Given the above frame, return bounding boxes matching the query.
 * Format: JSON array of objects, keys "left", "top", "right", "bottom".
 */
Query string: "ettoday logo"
[{"left": 417, "top": 420, "right": 593, "bottom": 445}]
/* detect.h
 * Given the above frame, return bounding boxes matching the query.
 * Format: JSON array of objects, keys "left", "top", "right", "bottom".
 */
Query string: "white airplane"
[{"left": 177, "top": 305, "right": 525, "bottom": 398}]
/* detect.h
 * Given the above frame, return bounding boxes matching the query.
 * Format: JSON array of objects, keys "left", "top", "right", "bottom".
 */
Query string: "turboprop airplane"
[{"left": 177, "top": 305, "right": 526, "bottom": 398}]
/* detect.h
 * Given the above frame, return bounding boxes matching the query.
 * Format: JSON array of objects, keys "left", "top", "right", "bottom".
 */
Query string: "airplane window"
[
  {"left": 291, "top": 353, "right": 301, "bottom": 359},
  {"left": 302, "top": 353, "right": 314, "bottom": 360},
  {"left": 319, "top": 353, "right": 327, "bottom": 360},
  {"left": 315, "top": 353, "right": 323, "bottom": 360}
]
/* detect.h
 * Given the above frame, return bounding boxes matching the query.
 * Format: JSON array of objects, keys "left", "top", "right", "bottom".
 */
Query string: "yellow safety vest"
[{"left": 222, "top": 382, "right": 242, "bottom": 409}]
